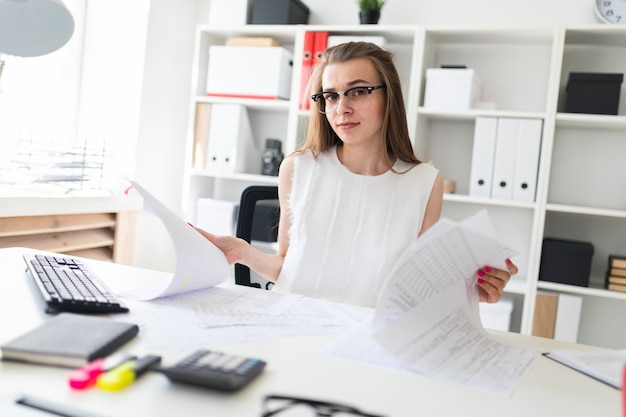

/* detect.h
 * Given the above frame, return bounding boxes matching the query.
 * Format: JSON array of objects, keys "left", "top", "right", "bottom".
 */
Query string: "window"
[{"left": 0, "top": 0, "right": 149, "bottom": 196}]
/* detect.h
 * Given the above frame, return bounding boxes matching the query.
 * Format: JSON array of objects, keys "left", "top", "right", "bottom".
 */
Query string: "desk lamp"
[{"left": 0, "top": 0, "right": 74, "bottom": 78}]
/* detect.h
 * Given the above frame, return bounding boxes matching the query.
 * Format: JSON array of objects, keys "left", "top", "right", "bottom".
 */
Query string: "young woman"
[{"left": 197, "top": 41, "right": 517, "bottom": 308}]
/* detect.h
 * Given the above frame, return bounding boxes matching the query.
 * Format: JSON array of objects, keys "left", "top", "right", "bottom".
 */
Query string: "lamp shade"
[{"left": 0, "top": 0, "right": 74, "bottom": 57}]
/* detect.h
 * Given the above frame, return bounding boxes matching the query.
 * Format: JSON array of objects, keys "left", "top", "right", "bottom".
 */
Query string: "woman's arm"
[{"left": 194, "top": 155, "right": 295, "bottom": 283}]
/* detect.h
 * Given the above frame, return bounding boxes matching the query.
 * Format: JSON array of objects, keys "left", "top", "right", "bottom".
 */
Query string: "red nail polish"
[
  {"left": 505, "top": 258, "right": 512, "bottom": 265},
  {"left": 477, "top": 278, "right": 485, "bottom": 284},
  {"left": 485, "top": 266, "right": 492, "bottom": 273},
  {"left": 477, "top": 269, "right": 485, "bottom": 277}
]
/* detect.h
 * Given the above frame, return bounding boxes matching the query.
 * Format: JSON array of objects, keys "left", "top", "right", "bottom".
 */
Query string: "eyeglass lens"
[{"left": 314, "top": 86, "right": 382, "bottom": 114}]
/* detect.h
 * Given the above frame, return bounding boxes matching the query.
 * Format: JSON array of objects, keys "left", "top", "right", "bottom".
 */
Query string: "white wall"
[
  {"left": 80, "top": 0, "right": 150, "bottom": 183},
  {"left": 132, "top": 0, "right": 604, "bottom": 271}
]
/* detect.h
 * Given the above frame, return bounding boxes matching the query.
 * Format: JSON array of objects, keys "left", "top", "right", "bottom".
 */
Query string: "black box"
[
  {"left": 565, "top": 72, "right": 623, "bottom": 115},
  {"left": 251, "top": 0, "right": 310, "bottom": 24},
  {"left": 539, "top": 238, "right": 594, "bottom": 287}
]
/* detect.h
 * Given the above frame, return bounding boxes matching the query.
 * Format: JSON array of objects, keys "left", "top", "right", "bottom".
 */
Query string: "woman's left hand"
[{"left": 476, "top": 258, "right": 519, "bottom": 303}]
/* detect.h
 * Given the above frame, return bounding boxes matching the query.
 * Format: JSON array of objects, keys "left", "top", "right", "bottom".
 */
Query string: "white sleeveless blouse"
[{"left": 273, "top": 146, "right": 439, "bottom": 308}]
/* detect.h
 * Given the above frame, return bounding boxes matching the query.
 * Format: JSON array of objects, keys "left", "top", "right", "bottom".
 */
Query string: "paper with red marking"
[{"left": 120, "top": 181, "right": 229, "bottom": 300}]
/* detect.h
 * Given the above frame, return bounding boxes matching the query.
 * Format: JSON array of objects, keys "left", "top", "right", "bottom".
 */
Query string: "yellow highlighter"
[{"left": 97, "top": 355, "right": 161, "bottom": 391}]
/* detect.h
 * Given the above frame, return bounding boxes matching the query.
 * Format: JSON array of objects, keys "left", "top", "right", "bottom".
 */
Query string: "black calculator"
[{"left": 157, "top": 349, "right": 266, "bottom": 391}]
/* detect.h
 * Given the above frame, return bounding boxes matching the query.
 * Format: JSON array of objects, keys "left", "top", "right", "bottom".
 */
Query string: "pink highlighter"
[{"left": 68, "top": 353, "right": 136, "bottom": 390}]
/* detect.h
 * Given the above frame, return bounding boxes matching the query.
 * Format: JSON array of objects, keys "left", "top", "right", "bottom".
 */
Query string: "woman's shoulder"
[
  {"left": 417, "top": 160, "right": 440, "bottom": 175},
  {"left": 287, "top": 149, "right": 314, "bottom": 160},
  {"left": 395, "top": 159, "right": 439, "bottom": 176},
  {"left": 280, "top": 149, "right": 315, "bottom": 178}
]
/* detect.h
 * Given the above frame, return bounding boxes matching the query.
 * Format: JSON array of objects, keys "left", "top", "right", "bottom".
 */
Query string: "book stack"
[{"left": 606, "top": 254, "right": 626, "bottom": 293}]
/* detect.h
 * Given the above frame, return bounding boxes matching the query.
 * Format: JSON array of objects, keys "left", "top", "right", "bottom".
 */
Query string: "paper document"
[
  {"left": 544, "top": 348, "right": 626, "bottom": 389},
  {"left": 114, "top": 283, "right": 373, "bottom": 350},
  {"left": 121, "top": 181, "right": 229, "bottom": 300},
  {"left": 374, "top": 211, "right": 513, "bottom": 327},
  {"left": 325, "top": 211, "right": 541, "bottom": 397}
]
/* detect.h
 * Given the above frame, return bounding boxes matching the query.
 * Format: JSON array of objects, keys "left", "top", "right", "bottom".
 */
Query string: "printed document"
[
  {"left": 325, "top": 211, "right": 542, "bottom": 397},
  {"left": 120, "top": 181, "right": 230, "bottom": 300},
  {"left": 114, "top": 284, "right": 372, "bottom": 350},
  {"left": 544, "top": 348, "right": 626, "bottom": 389}
]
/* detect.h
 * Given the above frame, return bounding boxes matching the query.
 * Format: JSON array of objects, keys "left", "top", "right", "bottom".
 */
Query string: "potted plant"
[{"left": 358, "top": 0, "right": 385, "bottom": 24}]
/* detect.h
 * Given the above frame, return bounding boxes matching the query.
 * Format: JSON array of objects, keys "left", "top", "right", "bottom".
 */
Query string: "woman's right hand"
[{"left": 192, "top": 227, "right": 248, "bottom": 265}]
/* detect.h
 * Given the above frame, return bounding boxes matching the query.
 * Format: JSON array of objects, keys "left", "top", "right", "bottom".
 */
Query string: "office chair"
[{"left": 234, "top": 185, "right": 279, "bottom": 290}]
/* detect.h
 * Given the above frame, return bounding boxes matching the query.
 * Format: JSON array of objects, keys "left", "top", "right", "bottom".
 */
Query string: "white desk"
[{"left": 0, "top": 247, "right": 621, "bottom": 417}]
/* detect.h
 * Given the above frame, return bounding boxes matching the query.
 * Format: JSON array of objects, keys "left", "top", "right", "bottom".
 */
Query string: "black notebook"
[{"left": 0, "top": 313, "right": 139, "bottom": 368}]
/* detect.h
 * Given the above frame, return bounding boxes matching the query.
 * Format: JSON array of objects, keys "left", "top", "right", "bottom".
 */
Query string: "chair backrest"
[{"left": 234, "top": 185, "right": 279, "bottom": 289}]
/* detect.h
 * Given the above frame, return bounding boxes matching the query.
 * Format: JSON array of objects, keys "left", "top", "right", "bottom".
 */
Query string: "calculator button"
[
  {"left": 225, "top": 357, "right": 247, "bottom": 371},
  {"left": 211, "top": 354, "right": 236, "bottom": 370}
]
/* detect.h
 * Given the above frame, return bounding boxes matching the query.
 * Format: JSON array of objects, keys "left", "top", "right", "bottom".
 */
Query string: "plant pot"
[{"left": 359, "top": 10, "right": 380, "bottom": 24}]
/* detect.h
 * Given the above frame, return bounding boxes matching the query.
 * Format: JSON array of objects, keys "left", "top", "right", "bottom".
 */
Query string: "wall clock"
[{"left": 595, "top": 0, "right": 626, "bottom": 23}]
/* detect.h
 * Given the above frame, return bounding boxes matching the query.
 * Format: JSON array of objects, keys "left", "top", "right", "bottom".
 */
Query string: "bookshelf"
[{"left": 183, "top": 24, "right": 626, "bottom": 348}]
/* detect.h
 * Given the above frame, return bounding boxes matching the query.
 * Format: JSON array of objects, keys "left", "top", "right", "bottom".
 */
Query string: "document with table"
[{"left": 323, "top": 211, "right": 539, "bottom": 397}]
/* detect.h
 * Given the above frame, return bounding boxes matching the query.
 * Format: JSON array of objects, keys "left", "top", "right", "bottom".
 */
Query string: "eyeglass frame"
[
  {"left": 310, "top": 84, "right": 387, "bottom": 114},
  {"left": 261, "top": 394, "right": 387, "bottom": 417}
]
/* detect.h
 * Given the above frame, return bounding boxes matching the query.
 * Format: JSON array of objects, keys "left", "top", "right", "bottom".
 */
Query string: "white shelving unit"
[
  {"left": 183, "top": 23, "right": 626, "bottom": 348},
  {"left": 542, "top": 26, "right": 626, "bottom": 348}
]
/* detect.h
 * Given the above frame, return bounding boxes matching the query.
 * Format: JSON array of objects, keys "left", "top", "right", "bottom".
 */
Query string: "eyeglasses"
[
  {"left": 311, "top": 85, "right": 386, "bottom": 114},
  {"left": 261, "top": 395, "right": 387, "bottom": 417}
]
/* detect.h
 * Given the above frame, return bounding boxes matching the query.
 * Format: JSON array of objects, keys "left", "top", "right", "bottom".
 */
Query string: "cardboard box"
[
  {"left": 206, "top": 46, "right": 293, "bottom": 100},
  {"left": 424, "top": 68, "right": 482, "bottom": 110},
  {"left": 566, "top": 72, "right": 623, "bottom": 115},
  {"left": 539, "top": 238, "right": 594, "bottom": 287},
  {"left": 251, "top": 0, "right": 309, "bottom": 24}
]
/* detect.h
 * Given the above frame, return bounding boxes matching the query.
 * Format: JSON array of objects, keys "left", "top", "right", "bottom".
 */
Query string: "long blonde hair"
[{"left": 299, "top": 41, "right": 421, "bottom": 167}]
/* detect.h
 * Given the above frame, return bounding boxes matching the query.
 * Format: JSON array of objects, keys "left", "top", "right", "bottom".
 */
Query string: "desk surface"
[{"left": 0, "top": 247, "right": 621, "bottom": 417}]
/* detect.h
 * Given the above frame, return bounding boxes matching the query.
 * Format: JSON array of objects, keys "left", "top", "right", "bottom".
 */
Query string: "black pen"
[{"left": 15, "top": 395, "right": 104, "bottom": 416}]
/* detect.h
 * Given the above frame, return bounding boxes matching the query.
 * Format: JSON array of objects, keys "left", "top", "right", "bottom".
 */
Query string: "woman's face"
[{"left": 321, "top": 57, "right": 385, "bottom": 148}]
